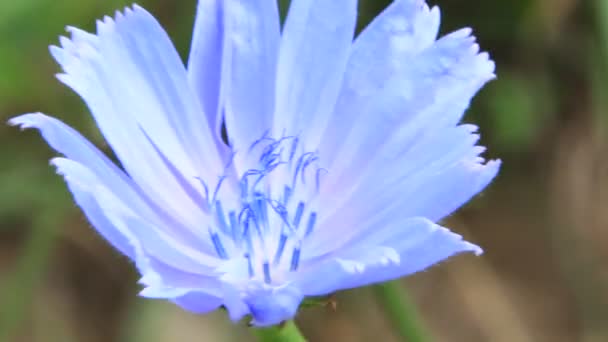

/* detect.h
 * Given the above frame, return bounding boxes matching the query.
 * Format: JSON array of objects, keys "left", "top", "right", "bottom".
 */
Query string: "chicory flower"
[{"left": 10, "top": 0, "right": 499, "bottom": 326}]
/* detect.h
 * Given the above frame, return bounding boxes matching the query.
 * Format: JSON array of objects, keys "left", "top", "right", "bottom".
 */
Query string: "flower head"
[{"left": 10, "top": 0, "right": 499, "bottom": 326}]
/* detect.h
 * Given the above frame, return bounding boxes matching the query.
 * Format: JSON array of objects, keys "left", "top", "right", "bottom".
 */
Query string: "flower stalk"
[
  {"left": 373, "top": 281, "right": 430, "bottom": 342},
  {"left": 252, "top": 320, "right": 307, "bottom": 342}
]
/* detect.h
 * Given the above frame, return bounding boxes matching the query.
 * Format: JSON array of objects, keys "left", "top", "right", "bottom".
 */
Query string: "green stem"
[
  {"left": 252, "top": 320, "right": 307, "bottom": 342},
  {"left": 372, "top": 281, "right": 430, "bottom": 342}
]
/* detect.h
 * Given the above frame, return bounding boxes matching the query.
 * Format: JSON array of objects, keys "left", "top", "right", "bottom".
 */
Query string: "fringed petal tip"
[
  {"left": 7, "top": 112, "right": 45, "bottom": 129},
  {"left": 434, "top": 223, "right": 484, "bottom": 257},
  {"left": 441, "top": 26, "right": 496, "bottom": 82}
]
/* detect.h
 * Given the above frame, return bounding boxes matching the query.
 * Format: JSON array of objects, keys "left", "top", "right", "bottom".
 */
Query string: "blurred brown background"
[{"left": 1, "top": 0, "right": 607, "bottom": 341}]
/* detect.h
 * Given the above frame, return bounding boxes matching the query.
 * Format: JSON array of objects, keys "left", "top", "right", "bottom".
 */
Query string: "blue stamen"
[
  {"left": 242, "top": 217, "right": 254, "bottom": 256},
  {"left": 290, "top": 247, "right": 301, "bottom": 271},
  {"left": 212, "top": 175, "right": 226, "bottom": 203},
  {"left": 245, "top": 253, "right": 254, "bottom": 277},
  {"left": 248, "top": 130, "right": 271, "bottom": 152},
  {"left": 305, "top": 212, "right": 317, "bottom": 236},
  {"left": 251, "top": 194, "right": 268, "bottom": 234},
  {"left": 268, "top": 200, "right": 290, "bottom": 226},
  {"left": 215, "top": 201, "right": 230, "bottom": 234},
  {"left": 283, "top": 186, "right": 292, "bottom": 204},
  {"left": 257, "top": 196, "right": 269, "bottom": 231},
  {"left": 289, "top": 137, "right": 299, "bottom": 163},
  {"left": 194, "top": 176, "right": 210, "bottom": 204},
  {"left": 253, "top": 172, "right": 267, "bottom": 188},
  {"left": 259, "top": 141, "right": 279, "bottom": 164},
  {"left": 293, "top": 202, "right": 305, "bottom": 229},
  {"left": 263, "top": 262, "right": 271, "bottom": 284},
  {"left": 209, "top": 229, "right": 228, "bottom": 259},
  {"left": 238, "top": 205, "right": 252, "bottom": 227},
  {"left": 301, "top": 154, "right": 319, "bottom": 184},
  {"left": 292, "top": 154, "right": 306, "bottom": 187},
  {"left": 273, "top": 233, "right": 288, "bottom": 265},
  {"left": 251, "top": 213, "right": 264, "bottom": 240},
  {"left": 195, "top": 131, "right": 329, "bottom": 278},
  {"left": 228, "top": 210, "right": 239, "bottom": 246}
]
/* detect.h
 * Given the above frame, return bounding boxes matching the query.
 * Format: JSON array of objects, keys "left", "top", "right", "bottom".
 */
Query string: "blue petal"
[
  {"left": 245, "top": 285, "right": 303, "bottom": 327},
  {"left": 187, "top": 0, "right": 229, "bottom": 154},
  {"left": 222, "top": 0, "right": 280, "bottom": 153},
  {"left": 50, "top": 6, "right": 221, "bottom": 230},
  {"left": 273, "top": 0, "right": 357, "bottom": 148},
  {"left": 139, "top": 258, "right": 223, "bottom": 291},
  {"left": 4, "top": 126, "right": 221, "bottom": 292},
  {"left": 215, "top": 281, "right": 304, "bottom": 326},
  {"left": 311, "top": 124, "right": 499, "bottom": 256},
  {"left": 9, "top": 113, "right": 215, "bottom": 254},
  {"left": 319, "top": 0, "right": 440, "bottom": 165},
  {"left": 171, "top": 291, "right": 224, "bottom": 314},
  {"left": 295, "top": 218, "right": 480, "bottom": 296},
  {"left": 51, "top": 158, "right": 221, "bottom": 274},
  {"left": 221, "top": 284, "right": 251, "bottom": 322},
  {"left": 52, "top": 158, "right": 135, "bottom": 260},
  {"left": 139, "top": 260, "right": 225, "bottom": 309},
  {"left": 314, "top": 162, "right": 499, "bottom": 258},
  {"left": 320, "top": 7, "right": 493, "bottom": 184}
]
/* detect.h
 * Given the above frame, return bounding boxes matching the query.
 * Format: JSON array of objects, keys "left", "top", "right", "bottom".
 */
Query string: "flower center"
[{"left": 199, "top": 133, "right": 326, "bottom": 284}]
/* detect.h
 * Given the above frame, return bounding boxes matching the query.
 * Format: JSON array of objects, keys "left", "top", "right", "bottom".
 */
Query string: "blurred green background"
[{"left": 1, "top": 0, "right": 607, "bottom": 341}]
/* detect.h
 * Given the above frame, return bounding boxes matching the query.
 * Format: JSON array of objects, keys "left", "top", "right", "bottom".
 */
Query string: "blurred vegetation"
[{"left": 1, "top": 0, "right": 607, "bottom": 341}]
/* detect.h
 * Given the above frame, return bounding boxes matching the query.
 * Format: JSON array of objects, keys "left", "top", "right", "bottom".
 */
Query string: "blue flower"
[{"left": 9, "top": 0, "right": 499, "bottom": 326}]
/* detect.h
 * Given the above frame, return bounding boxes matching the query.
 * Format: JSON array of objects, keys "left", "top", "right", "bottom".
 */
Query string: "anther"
[
  {"left": 288, "top": 137, "right": 299, "bottom": 163},
  {"left": 209, "top": 228, "right": 228, "bottom": 259},
  {"left": 290, "top": 246, "right": 301, "bottom": 271},
  {"left": 263, "top": 261, "right": 272, "bottom": 284},
  {"left": 305, "top": 212, "right": 317, "bottom": 237},
  {"left": 293, "top": 202, "right": 305, "bottom": 229},
  {"left": 273, "top": 233, "right": 288, "bottom": 265},
  {"left": 228, "top": 211, "right": 239, "bottom": 246},
  {"left": 283, "top": 186, "right": 292, "bottom": 204},
  {"left": 242, "top": 217, "right": 254, "bottom": 257}
]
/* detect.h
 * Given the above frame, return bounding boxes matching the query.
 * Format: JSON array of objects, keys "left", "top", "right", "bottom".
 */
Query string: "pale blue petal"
[
  {"left": 312, "top": 157, "right": 499, "bottom": 257},
  {"left": 171, "top": 291, "right": 224, "bottom": 314},
  {"left": 319, "top": 0, "right": 440, "bottom": 165},
  {"left": 320, "top": 124, "right": 490, "bottom": 220},
  {"left": 221, "top": 284, "right": 251, "bottom": 322},
  {"left": 295, "top": 218, "right": 480, "bottom": 296},
  {"left": 112, "top": 6, "right": 223, "bottom": 176},
  {"left": 321, "top": 16, "right": 494, "bottom": 185},
  {"left": 273, "top": 0, "right": 357, "bottom": 148},
  {"left": 53, "top": 158, "right": 135, "bottom": 259},
  {"left": 50, "top": 7, "right": 219, "bottom": 231},
  {"left": 141, "top": 258, "right": 223, "bottom": 291},
  {"left": 187, "top": 0, "right": 228, "bottom": 153},
  {"left": 8, "top": 113, "right": 138, "bottom": 207},
  {"left": 222, "top": 0, "right": 280, "bottom": 152},
  {"left": 9, "top": 113, "right": 215, "bottom": 254},
  {"left": 51, "top": 158, "right": 221, "bottom": 274},
  {"left": 41, "top": 156, "right": 215, "bottom": 292},
  {"left": 138, "top": 261, "right": 224, "bottom": 308},
  {"left": 140, "top": 281, "right": 223, "bottom": 315}
]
